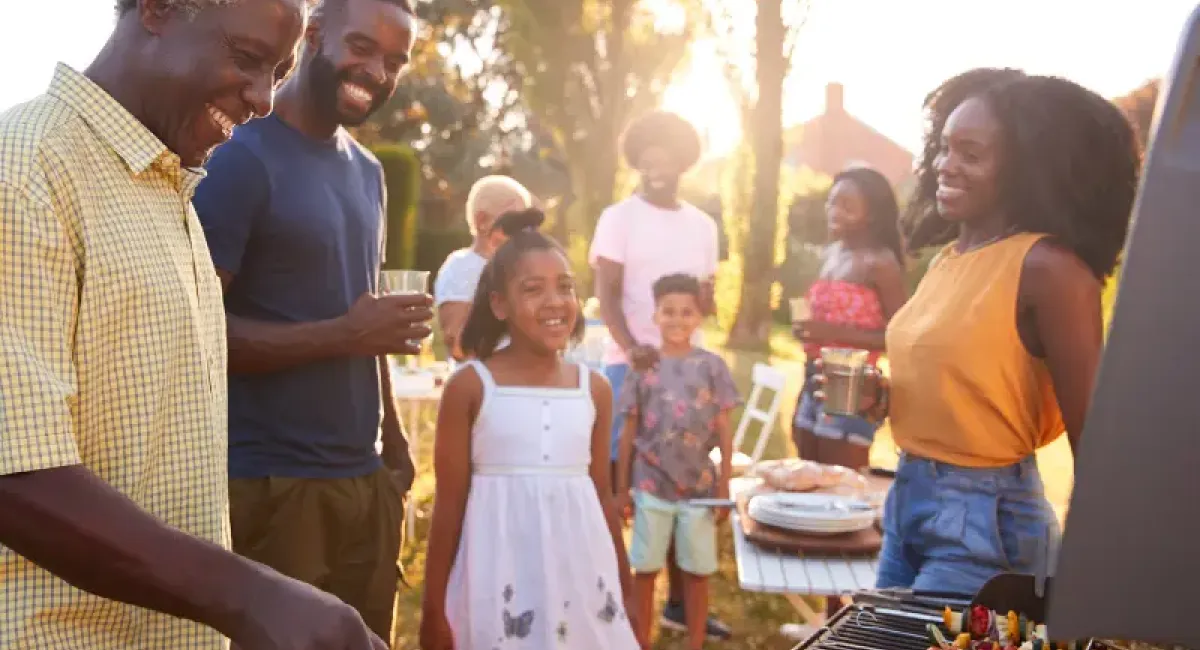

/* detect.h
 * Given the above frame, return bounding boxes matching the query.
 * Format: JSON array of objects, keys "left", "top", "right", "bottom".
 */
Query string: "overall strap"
[{"left": 465, "top": 359, "right": 496, "bottom": 395}]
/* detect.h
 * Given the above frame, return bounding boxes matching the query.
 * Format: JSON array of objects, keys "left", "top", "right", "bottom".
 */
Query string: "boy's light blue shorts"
[{"left": 628, "top": 490, "right": 718, "bottom": 577}]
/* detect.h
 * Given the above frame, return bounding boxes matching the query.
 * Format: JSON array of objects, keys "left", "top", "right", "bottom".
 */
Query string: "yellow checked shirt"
[{"left": 0, "top": 64, "right": 229, "bottom": 649}]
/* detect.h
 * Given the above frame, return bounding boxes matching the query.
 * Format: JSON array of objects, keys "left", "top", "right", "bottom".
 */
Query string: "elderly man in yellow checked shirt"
[{"left": 0, "top": 0, "right": 393, "bottom": 649}]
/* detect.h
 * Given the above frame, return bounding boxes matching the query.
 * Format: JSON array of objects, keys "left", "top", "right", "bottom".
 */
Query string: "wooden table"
[
  {"left": 731, "top": 512, "right": 879, "bottom": 623},
  {"left": 728, "top": 476, "right": 884, "bottom": 627}
]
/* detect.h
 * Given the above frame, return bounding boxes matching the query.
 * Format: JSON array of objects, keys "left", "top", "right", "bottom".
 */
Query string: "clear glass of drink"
[
  {"left": 380, "top": 270, "right": 429, "bottom": 296},
  {"left": 379, "top": 270, "right": 432, "bottom": 369},
  {"left": 820, "top": 347, "right": 871, "bottom": 416}
]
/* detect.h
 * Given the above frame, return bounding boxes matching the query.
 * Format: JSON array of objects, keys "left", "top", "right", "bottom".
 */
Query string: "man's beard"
[
  {"left": 642, "top": 175, "right": 680, "bottom": 201},
  {"left": 308, "top": 50, "right": 387, "bottom": 127}
]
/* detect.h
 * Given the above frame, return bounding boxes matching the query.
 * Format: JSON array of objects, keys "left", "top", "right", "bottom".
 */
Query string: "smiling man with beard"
[
  {"left": 0, "top": 0, "right": 398, "bottom": 649},
  {"left": 191, "top": 0, "right": 425, "bottom": 643}
]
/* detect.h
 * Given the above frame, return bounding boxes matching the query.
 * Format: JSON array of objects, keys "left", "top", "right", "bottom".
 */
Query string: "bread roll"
[{"left": 747, "top": 459, "right": 868, "bottom": 494}]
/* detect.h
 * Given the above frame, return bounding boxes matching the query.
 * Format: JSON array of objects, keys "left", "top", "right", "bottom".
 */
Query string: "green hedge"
[
  {"left": 416, "top": 228, "right": 473, "bottom": 282},
  {"left": 373, "top": 144, "right": 421, "bottom": 270}
]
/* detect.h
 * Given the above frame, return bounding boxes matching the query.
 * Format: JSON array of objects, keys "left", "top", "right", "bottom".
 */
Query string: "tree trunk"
[
  {"left": 728, "top": 0, "right": 786, "bottom": 350},
  {"left": 583, "top": 0, "right": 632, "bottom": 236}
]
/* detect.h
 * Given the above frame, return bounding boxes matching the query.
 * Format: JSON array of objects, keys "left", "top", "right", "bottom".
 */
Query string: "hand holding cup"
[{"left": 811, "top": 353, "right": 886, "bottom": 419}]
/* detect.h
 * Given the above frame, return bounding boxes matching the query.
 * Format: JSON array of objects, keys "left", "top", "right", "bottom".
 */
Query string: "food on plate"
[{"left": 746, "top": 459, "right": 869, "bottom": 494}]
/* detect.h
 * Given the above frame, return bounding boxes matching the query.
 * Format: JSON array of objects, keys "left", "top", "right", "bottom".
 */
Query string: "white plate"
[
  {"left": 748, "top": 511, "right": 873, "bottom": 534},
  {"left": 744, "top": 506, "right": 868, "bottom": 532},
  {"left": 750, "top": 493, "right": 875, "bottom": 521},
  {"left": 749, "top": 509, "right": 876, "bottom": 535},
  {"left": 750, "top": 509, "right": 871, "bottom": 530},
  {"left": 748, "top": 494, "right": 876, "bottom": 535}
]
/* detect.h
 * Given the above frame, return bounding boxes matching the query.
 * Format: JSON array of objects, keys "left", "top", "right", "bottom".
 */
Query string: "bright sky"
[
  {"left": 2, "top": 1, "right": 1195, "bottom": 158},
  {"left": 663, "top": 0, "right": 1198, "bottom": 156}
]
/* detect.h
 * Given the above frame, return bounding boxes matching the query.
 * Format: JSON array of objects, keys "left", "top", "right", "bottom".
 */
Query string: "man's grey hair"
[{"left": 464, "top": 176, "right": 534, "bottom": 236}]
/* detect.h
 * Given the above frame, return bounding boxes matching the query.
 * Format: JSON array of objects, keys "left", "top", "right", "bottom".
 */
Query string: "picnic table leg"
[
  {"left": 785, "top": 594, "right": 823, "bottom": 624},
  {"left": 779, "top": 594, "right": 825, "bottom": 642},
  {"left": 780, "top": 595, "right": 855, "bottom": 640}
]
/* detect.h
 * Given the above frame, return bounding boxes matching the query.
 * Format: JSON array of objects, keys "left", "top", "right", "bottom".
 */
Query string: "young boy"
[{"left": 615, "top": 273, "right": 741, "bottom": 649}]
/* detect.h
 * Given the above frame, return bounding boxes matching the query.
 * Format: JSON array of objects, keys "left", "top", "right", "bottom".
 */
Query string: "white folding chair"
[{"left": 711, "top": 362, "right": 788, "bottom": 475}]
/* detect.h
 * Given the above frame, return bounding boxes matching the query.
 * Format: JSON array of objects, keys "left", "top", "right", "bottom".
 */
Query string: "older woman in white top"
[{"left": 435, "top": 175, "right": 534, "bottom": 360}]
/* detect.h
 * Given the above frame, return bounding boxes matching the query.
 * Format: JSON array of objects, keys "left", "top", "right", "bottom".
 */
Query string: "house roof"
[{"left": 784, "top": 82, "right": 915, "bottom": 188}]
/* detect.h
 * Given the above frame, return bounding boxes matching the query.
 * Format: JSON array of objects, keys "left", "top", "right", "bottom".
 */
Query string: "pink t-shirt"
[{"left": 588, "top": 195, "right": 719, "bottom": 366}]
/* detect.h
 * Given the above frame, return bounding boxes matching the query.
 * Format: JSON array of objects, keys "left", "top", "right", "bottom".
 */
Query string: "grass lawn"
[{"left": 389, "top": 323, "right": 1075, "bottom": 649}]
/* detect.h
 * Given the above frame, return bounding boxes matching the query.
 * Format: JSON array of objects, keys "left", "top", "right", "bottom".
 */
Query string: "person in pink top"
[{"left": 588, "top": 110, "right": 728, "bottom": 641}]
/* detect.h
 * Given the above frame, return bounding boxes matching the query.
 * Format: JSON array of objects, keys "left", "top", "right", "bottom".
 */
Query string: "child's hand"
[
  {"left": 628, "top": 345, "right": 659, "bottom": 371},
  {"left": 614, "top": 491, "right": 633, "bottom": 523},
  {"left": 811, "top": 359, "right": 888, "bottom": 419}
]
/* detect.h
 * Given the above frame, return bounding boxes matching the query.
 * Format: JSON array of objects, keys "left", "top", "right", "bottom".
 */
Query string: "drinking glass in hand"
[
  {"left": 819, "top": 347, "right": 871, "bottom": 417},
  {"left": 380, "top": 270, "right": 433, "bottom": 366},
  {"left": 380, "top": 270, "right": 430, "bottom": 296}
]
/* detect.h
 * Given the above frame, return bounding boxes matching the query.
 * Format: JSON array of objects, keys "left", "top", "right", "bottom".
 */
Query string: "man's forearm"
[
  {"left": 598, "top": 297, "right": 637, "bottom": 353},
  {"left": 701, "top": 277, "right": 716, "bottom": 318},
  {"left": 0, "top": 465, "right": 266, "bottom": 638},
  {"left": 227, "top": 314, "right": 353, "bottom": 375}
]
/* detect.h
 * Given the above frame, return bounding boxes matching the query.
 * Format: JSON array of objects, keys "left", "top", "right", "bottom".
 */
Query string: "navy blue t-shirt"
[{"left": 194, "top": 114, "right": 386, "bottom": 479}]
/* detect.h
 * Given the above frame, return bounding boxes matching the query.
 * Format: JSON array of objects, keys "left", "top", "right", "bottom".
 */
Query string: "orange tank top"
[{"left": 885, "top": 233, "right": 1065, "bottom": 468}]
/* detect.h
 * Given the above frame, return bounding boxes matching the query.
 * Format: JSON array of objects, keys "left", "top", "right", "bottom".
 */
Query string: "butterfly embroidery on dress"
[
  {"left": 596, "top": 591, "right": 618, "bottom": 623},
  {"left": 503, "top": 608, "right": 535, "bottom": 639}
]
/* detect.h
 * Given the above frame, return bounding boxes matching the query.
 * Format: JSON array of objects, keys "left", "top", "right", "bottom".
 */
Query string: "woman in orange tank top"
[{"left": 848, "top": 68, "right": 1141, "bottom": 596}]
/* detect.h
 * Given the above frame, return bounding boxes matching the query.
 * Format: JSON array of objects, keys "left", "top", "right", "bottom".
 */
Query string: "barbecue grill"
[
  {"left": 790, "top": 592, "right": 966, "bottom": 650},
  {"left": 790, "top": 574, "right": 1103, "bottom": 650}
]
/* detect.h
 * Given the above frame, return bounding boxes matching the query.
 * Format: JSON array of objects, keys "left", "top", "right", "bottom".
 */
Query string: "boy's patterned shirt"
[{"left": 617, "top": 348, "right": 741, "bottom": 500}]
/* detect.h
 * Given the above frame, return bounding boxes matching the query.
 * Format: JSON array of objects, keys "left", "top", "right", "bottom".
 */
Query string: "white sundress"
[{"left": 444, "top": 361, "right": 639, "bottom": 650}]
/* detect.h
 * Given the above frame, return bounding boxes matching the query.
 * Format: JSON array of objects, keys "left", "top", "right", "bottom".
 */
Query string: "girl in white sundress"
[{"left": 421, "top": 209, "right": 643, "bottom": 650}]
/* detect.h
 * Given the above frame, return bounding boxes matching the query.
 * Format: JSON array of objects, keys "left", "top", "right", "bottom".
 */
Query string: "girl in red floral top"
[{"left": 792, "top": 166, "right": 907, "bottom": 472}]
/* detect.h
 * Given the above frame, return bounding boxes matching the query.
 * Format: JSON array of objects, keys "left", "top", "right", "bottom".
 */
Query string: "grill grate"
[{"left": 805, "top": 604, "right": 950, "bottom": 650}]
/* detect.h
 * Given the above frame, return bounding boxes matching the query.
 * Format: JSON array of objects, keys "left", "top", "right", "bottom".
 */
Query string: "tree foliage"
[
  {"left": 357, "top": 0, "right": 569, "bottom": 216},
  {"left": 373, "top": 144, "right": 422, "bottom": 269},
  {"left": 707, "top": 0, "right": 810, "bottom": 349},
  {"left": 495, "top": 0, "right": 696, "bottom": 247}
]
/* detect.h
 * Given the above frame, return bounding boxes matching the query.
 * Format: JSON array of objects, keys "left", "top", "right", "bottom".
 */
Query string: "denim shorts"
[
  {"left": 875, "top": 454, "right": 1061, "bottom": 596},
  {"left": 628, "top": 490, "right": 718, "bottom": 576},
  {"left": 794, "top": 361, "right": 880, "bottom": 446}
]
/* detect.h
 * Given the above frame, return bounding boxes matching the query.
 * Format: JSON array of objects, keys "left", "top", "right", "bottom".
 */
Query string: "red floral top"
[{"left": 803, "top": 278, "right": 886, "bottom": 363}]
